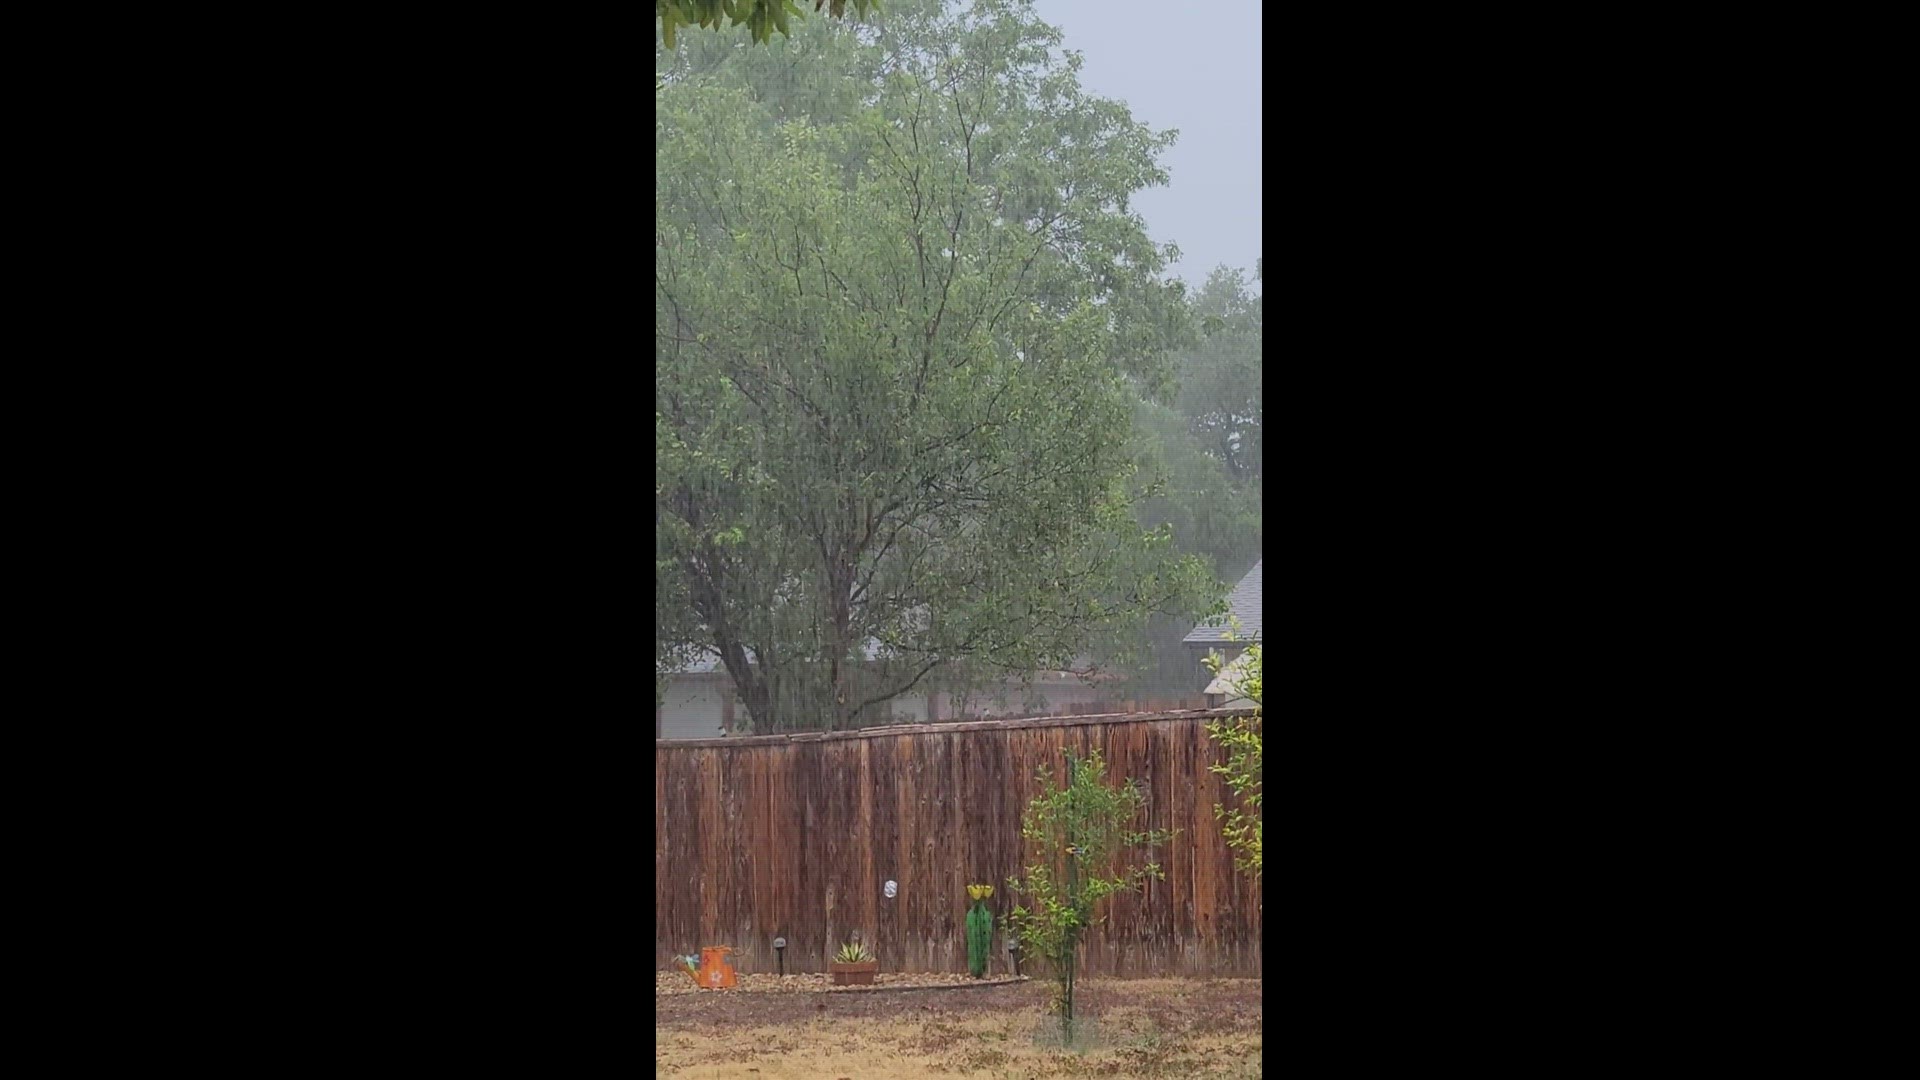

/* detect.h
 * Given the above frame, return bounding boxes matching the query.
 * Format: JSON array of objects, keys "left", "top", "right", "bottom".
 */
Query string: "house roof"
[{"left": 1183, "top": 560, "right": 1262, "bottom": 645}]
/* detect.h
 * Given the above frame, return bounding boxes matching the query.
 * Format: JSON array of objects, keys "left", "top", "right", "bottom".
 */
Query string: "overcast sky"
[{"left": 1031, "top": 0, "right": 1261, "bottom": 288}]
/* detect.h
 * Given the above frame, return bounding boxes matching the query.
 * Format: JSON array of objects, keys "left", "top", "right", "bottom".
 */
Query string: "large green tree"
[
  {"left": 1117, "top": 261, "right": 1263, "bottom": 695},
  {"left": 1177, "top": 265, "right": 1263, "bottom": 486},
  {"left": 656, "top": 0, "right": 1216, "bottom": 732},
  {"left": 657, "top": 0, "right": 879, "bottom": 48}
]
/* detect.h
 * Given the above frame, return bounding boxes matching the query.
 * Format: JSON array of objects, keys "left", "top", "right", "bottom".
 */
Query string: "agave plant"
[{"left": 834, "top": 942, "right": 874, "bottom": 964}]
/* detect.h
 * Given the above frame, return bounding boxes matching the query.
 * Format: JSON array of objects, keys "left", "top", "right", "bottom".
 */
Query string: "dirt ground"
[{"left": 656, "top": 977, "right": 1262, "bottom": 1078}]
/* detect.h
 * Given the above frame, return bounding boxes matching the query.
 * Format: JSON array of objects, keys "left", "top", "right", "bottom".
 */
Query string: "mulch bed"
[{"left": 657, "top": 971, "right": 1029, "bottom": 996}]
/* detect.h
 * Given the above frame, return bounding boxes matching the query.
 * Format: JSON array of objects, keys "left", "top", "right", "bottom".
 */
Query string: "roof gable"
[{"left": 1183, "top": 560, "right": 1262, "bottom": 645}]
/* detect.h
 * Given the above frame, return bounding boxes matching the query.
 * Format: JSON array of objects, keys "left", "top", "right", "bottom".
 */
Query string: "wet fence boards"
[{"left": 655, "top": 708, "right": 1261, "bottom": 979}]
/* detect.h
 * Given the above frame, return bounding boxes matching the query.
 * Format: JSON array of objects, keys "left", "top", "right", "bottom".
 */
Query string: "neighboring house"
[
  {"left": 885, "top": 666, "right": 1127, "bottom": 724},
  {"left": 655, "top": 651, "right": 746, "bottom": 740},
  {"left": 657, "top": 642, "right": 891, "bottom": 739},
  {"left": 656, "top": 646, "right": 1133, "bottom": 739},
  {"left": 1185, "top": 560, "right": 1262, "bottom": 690},
  {"left": 1204, "top": 650, "right": 1258, "bottom": 709}
]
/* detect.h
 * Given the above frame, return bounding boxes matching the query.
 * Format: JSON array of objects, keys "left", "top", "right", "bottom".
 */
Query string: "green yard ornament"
[{"left": 965, "top": 884, "right": 994, "bottom": 977}]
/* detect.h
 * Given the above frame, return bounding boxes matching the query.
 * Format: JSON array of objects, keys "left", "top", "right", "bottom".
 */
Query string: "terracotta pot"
[{"left": 830, "top": 960, "right": 878, "bottom": 986}]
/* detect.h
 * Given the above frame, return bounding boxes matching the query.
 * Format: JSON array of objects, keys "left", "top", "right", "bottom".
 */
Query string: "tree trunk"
[{"left": 825, "top": 552, "right": 857, "bottom": 730}]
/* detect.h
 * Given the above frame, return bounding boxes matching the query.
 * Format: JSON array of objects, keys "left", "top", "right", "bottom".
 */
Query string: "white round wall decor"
[{"left": 884, "top": 879, "right": 898, "bottom": 899}]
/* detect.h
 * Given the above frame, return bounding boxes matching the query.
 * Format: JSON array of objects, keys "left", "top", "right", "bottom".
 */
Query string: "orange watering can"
[{"left": 698, "top": 946, "right": 737, "bottom": 989}]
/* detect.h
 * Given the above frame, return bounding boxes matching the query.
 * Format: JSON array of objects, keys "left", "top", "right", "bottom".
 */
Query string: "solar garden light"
[
  {"left": 1006, "top": 933, "right": 1021, "bottom": 978},
  {"left": 773, "top": 936, "right": 787, "bottom": 976}
]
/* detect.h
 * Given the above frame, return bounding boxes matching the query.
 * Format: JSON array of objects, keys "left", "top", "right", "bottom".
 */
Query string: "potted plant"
[{"left": 830, "top": 941, "right": 877, "bottom": 986}]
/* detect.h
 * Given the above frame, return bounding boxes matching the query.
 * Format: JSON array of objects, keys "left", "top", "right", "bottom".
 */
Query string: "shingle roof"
[{"left": 1183, "top": 560, "right": 1261, "bottom": 645}]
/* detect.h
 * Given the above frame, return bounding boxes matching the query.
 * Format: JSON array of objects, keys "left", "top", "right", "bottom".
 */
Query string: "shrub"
[{"left": 1005, "top": 748, "right": 1170, "bottom": 1046}]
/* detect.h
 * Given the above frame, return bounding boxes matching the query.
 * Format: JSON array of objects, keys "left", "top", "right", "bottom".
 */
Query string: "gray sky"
[{"left": 1031, "top": 0, "right": 1261, "bottom": 288}]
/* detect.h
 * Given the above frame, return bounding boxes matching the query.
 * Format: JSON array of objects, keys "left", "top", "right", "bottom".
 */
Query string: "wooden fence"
[{"left": 655, "top": 708, "right": 1261, "bottom": 979}]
